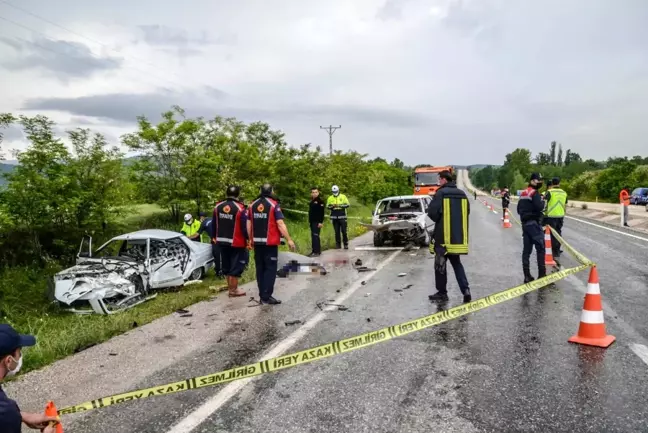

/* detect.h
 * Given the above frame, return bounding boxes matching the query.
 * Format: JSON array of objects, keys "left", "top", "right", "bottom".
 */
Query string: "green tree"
[{"left": 549, "top": 141, "right": 557, "bottom": 165}]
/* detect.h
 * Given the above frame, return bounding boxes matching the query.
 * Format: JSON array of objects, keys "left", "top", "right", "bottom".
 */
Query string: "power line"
[
  {"left": 0, "top": 0, "right": 192, "bottom": 86},
  {"left": 0, "top": 14, "right": 186, "bottom": 91},
  {"left": 320, "top": 125, "right": 341, "bottom": 156}
]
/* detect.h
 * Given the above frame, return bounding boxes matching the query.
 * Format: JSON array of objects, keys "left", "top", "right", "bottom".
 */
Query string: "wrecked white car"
[
  {"left": 361, "top": 195, "right": 434, "bottom": 247},
  {"left": 52, "top": 229, "right": 214, "bottom": 315}
]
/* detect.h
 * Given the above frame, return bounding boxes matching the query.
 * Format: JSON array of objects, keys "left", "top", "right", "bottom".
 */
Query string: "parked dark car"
[{"left": 631, "top": 187, "right": 648, "bottom": 205}]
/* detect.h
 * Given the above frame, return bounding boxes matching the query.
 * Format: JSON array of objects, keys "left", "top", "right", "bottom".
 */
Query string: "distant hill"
[{"left": 0, "top": 162, "right": 15, "bottom": 186}]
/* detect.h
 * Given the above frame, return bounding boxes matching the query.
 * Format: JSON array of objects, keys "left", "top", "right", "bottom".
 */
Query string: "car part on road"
[{"left": 56, "top": 261, "right": 591, "bottom": 417}]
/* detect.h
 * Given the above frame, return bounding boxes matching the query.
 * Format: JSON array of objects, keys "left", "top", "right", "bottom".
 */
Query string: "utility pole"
[{"left": 320, "top": 125, "right": 341, "bottom": 156}]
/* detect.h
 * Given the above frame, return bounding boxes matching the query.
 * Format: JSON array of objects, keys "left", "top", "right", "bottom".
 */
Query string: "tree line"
[
  {"left": 0, "top": 106, "right": 411, "bottom": 268},
  {"left": 470, "top": 141, "right": 648, "bottom": 201}
]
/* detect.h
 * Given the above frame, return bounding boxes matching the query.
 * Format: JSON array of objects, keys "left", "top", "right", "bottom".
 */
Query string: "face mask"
[{"left": 5, "top": 354, "right": 22, "bottom": 377}]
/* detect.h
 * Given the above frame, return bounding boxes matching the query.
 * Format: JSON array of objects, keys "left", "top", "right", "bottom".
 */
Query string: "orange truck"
[{"left": 411, "top": 166, "right": 454, "bottom": 196}]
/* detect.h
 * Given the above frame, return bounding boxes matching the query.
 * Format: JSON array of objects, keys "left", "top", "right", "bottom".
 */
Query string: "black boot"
[
  {"left": 429, "top": 292, "right": 449, "bottom": 302},
  {"left": 523, "top": 270, "right": 534, "bottom": 284},
  {"left": 463, "top": 289, "right": 472, "bottom": 303}
]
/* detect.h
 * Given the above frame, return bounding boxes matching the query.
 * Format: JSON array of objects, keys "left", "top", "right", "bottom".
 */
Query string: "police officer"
[
  {"left": 501, "top": 187, "right": 510, "bottom": 220},
  {"left": 326, "top": 185, "right": 350, "bottom": 249},
  {"left": 199, "top": 209, "right": 222, "bottom": 277},
  {"left": 308, "top": 187, "right": 325, "bottom": 257},
  {"left": 427, "top": 170, "right": 472, "bottom": 303},
  {"left": 0, "top": 324, "right": 59, "bottom": 433},
  {"left": 181, "top": 213, "right": 201, "bottom": 242},
  {"left": 214, "top": 186, "right": 248, "bottom": 298},
  {"left": 517, "top": 173, "right": 547, "bottom": 283},
  {"left": 247, "top": 184, "right": 296, "bottom": 305},
  {"left": 543, "top": 177, "right": 567, "bottom": 262}
]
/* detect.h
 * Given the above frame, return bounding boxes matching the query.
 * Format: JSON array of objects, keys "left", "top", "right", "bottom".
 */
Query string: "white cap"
[
  {"left": 184, "top": 213, "right": 192, "bottom": 222},
  {"left": 332, "top": 185, "right": 339, "bottom": 193}
]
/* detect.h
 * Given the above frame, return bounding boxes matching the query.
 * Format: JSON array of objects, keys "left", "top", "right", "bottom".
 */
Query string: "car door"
[
  {"left": 422, "top": 198, "right": 434, "bottom": 232},
  {"left": 148, "top": 239, "right": 185, "bottom": 289}
]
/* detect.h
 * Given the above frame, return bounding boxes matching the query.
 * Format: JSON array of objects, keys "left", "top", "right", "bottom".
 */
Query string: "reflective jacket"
[
  {"left": 427, "top": 182, "right": 470, "bottom": 255},
  {"left": 181, "top": 219, "right": 201, "bottom": 240},
  {"left": 248, "top": 196, "right": 282, "bottom": 246},
  {"left": 544, "top": 187, "right": 567, "bottom": 218},
  {"left": 213, "top": 199, "right": 248, "bottom": 248},
  {"left": 326, "top": 194, "right": 350, "bottom": 219}
]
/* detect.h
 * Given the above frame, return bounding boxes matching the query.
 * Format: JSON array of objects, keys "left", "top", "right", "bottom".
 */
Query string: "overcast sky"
[{"left": 1, "top": 0, "right": 647, "bottom": 165}]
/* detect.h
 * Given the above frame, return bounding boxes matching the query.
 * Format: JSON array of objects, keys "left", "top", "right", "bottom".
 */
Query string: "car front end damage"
[
  {"left": 363, "top": 212, "right": 431, "bottom": 247},
  {"left": 53, "top": 260, "right": 156, "bottom": 315}
]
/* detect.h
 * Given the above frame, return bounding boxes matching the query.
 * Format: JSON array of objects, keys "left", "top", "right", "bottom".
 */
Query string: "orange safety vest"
[{"left": 620, "top": 190, "right": 630, "bottom": 206}]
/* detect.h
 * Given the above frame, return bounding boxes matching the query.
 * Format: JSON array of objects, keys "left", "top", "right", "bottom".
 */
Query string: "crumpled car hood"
[
  {"left": 363, "top": 213, "right": 427, "bottom": 232},
  {"left": 54, "top": 260, "right": 142, "bottom": 305}
]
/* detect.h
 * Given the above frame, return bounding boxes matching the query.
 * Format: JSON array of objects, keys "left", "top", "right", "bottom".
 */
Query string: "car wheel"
[
  {"left": 189, "top": 267, "right": 204, "bottom": 281},
  {"left": 373, "top": 232, "right": 385, "bottom": 247}
]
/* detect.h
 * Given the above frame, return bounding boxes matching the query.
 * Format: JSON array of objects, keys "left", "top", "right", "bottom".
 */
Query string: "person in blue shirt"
[
  {"left": 0, "top": 324, "right": 59, "bottom": 433},
  {"left": 198, "top": 210, "right": 223, "bottom": 277}
]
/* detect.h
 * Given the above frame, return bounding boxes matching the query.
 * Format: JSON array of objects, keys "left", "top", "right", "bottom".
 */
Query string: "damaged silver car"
[
  {"left": 52, "top": 229, "right": 214, "bottom": 315},
  {"left": 362, "top": 195, "right": 434, "bottom": 247}
]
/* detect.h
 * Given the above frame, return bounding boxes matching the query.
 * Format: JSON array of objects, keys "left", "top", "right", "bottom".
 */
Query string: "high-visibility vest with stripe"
[
  {"left": 545, "top": 188, "right": 567, "bottom": 217},
  {"left": 249, "top": 197, "right": 281, "bottom": 246},
  {"left": 442, "top": 195, "right": 469, "bottom": 255},
  {"left": 214, "top": 199, "right": 247, "bottom": 248}
]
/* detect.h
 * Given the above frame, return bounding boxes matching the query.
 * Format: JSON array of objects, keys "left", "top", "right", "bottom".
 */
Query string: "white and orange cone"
[
  {"left": 544, "top": 226, "right": 557, "bottom": 267},
  {"left": 568, "top": 267, "right": 616, "bottom": 348},
  {"left": 502, "top": 208, "right": 512, "bottom": 228}
]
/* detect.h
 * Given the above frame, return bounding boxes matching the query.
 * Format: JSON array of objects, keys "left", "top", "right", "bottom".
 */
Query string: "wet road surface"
[{"left": 11, "top": 173, "right": 648, "bottom": 432}]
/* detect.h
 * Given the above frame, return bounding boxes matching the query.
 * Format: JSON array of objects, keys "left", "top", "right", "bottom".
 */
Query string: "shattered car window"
[
  {"left": 94, "top": 239, "right": 146, "bottom": 261},
  {"left": 378, "top": 199, "right": 422, "bottom": 214}
]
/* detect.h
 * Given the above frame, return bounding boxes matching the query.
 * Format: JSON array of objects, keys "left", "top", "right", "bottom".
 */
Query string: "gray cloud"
[
  {"left": 0, "top": 37, "right": 122, "bottom": 81},
  {"left": 0, "top": 125, "right": 25, "bottom": 142},
  {"left": 137, "top": 25, "right": 236, "bottom": 47},
  {"left": 22, "top": 90, "right": 429, "bottom": 129}
]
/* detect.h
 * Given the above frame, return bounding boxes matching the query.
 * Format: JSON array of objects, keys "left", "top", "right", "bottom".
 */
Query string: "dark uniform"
[
  {"left": 213, "top": 198, "right": 249, "bottom": 279},
  {"left": 501, "top": 188, "right": 510, "bottom": 220},
  {"left": 309, "top": 195, "right": 325, "bottom": 256},
  {"left": 199, "top": 214, "right": 222, "bottom": 277},
  {"left": 249, "top": 194, "right": 285, "bottom": 304},
  {"left": 517, "top": 173, "right": 546, "bottom": 282},
  {"left": 543, "top": 177, "right": 567, "bottom": 259},
  {"left": 427, "top": 175, "right": 471, "bottom": 303}
]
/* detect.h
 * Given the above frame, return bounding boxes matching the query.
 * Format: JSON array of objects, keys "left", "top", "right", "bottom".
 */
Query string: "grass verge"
[{"left": 0, "top": 200, "right": 372, "bottom": 375}]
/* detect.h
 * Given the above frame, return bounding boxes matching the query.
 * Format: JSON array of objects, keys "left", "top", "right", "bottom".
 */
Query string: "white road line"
[
  {"left": 565, "top": 215, "right": 648, "bottom": 242},
  {"left": 166, "top": 250, "right": 402, "bottom": 433},
  {"left": 631, "top": 344, "right": 648, "bottom": 367}
]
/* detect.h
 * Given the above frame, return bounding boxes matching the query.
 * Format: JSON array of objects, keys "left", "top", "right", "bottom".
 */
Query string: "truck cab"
[{"left": 411, "top": 166, "right": 454, "bottom": 196}]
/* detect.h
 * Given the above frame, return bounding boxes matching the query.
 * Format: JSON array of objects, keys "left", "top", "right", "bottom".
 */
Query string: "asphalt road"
[{"left": 9, "top": 173, "right": 648, "bottom": 433}]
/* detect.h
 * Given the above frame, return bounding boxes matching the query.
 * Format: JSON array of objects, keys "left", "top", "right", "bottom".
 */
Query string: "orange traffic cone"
[
  {"left": 568, "top": 267, "right": 616, "bottom": 348},
  {"left": 45, "top": 401, "right": 63, "bottom": 432},
  {"left": 544, "top": 226, "right": 557, "bottom": 266},
  {"left": 502, "top": 208, "right": 512, "bottom": 228}
]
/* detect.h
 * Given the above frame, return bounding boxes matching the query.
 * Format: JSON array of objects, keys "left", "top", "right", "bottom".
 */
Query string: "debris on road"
[
  {"left": 356, "top": 266, "right": 377, "bottom": 272},
  {"left": 364, "top": 293, "right": 371, "bottom": 297},
  {"left": 285, "top": 320, "right": 302, "bottom": 326},
  {"left": 398, "top": 273, "right": 407, "bottom": 277},
  {"left": 176, "top": 309, "right": 190, "bottom": 314},
  {"left": 366, "top": 318, "right": 371, "bottom": 322},
  {"left": 394, "top": 288, "right": 403, "bottom": 292},
  {"left": 109, "top": 353, "right": 118, "bottom": 356},
  {"left": 338, "top": 306, "right": 350, "bottom": 311},
  {"left": 217, "top": 337, "right": 223, "bottom": 343},
  {"left": 361, "top": 281, "right": 366, "bottom": 285},
  {"left": 355, "top": 259, "right": 363, "bottom": 267},
  {"left": 179, "top": 313, "right": 193, "bottom": 318},
  {"left": 184, "top": 280, "right": 202, "bottom": 286},
  {"left": 403, "top": 284, "right": 413, "bottom": 290}
]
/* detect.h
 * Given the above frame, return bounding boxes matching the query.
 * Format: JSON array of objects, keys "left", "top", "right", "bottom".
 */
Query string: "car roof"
[
  {"left": 378, "top": 195, "right": 424, "bottom": 201},
  {"left": 111, "top": 229, "right": 183, "bottom": 241}
]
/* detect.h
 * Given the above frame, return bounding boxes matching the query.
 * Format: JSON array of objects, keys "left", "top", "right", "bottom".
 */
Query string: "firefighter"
[
  {"left": 620, "top": 186, "right": 631, "bottom": 227},
  {"left": 543, "top": 177, "right": 567, "bottom": 262},
  {"left": 181, "top": 213, "right": 201, "bottom": 242},
  {"left": 326, "top": 185, "right": 350, "bottom": 249},
  {"left": 427, "top": 170, "right": 472, "bottom": 303},
  {"left": 247, "top": 183, "right": 296, "bottom": 305},
  {"left": 517, "top": 173, "right": 547, "bottom": 283},
  {"left": 213, "top": 186, "right": 248, "bottom": 297},
  {"left": 501, "top": 187, "right": 510, "bottom": 221}
]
